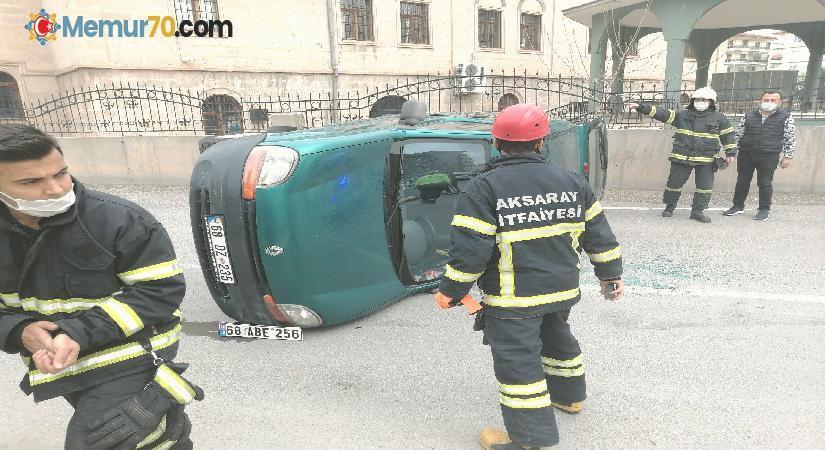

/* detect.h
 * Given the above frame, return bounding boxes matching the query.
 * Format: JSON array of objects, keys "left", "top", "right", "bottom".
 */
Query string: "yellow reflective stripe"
[
  {"left": 589, "top": 245, "right": 621, "bottom": 263},
  {"left": 542, "top": 354, "right": 584, "bottom": 368},
  {"left": 647, "top": 105, "right": 657, "bottom": 118},
  {"left": 137, "top": 416, "right": 167, "bottom": 448},
  {"left": 496, "top": 222, "right": 585, "bottom": 244},
  {"left": 443, "top": 264, "right": 482, "bottom": 283},
  {"left": 570, "top": 230, "right": 582, "bottom": 252},
  {"left": 498, "top": 242, "right": 515, "bottom": 297},
  {"left": 664, "top": 186, "right": 681, "bottom": 192},
  {"left": 485, "top": 287, "right": 580, "bottom": 308},
  {"left": 499, "top": 380, "right": 548, "bottom": 396},
  {"left": 451, "top": 215, "right": 497, "bottom": 236},
  {"left": 0, "top": 292, "right": 118, "bottom": 315},
  {"left": 667, "top": 109, "right": 676, "bottom": 124},
  {"left": 543, "top": 365, "right": 585, "bottom": 377},
  {"left": 499, "top": 393, "right": 552, "bottom": 409},
  {"left": 118, "top": 260, "right": 183, "bottom": 285},
  {"left": 99, "top": 298, "right": 144, "bottom": 336},
  {"left": 152, "top": 441, "right": 177, "bottom": 450},
  {"left": 695, "top": 189, "right": 712, "bottom": 194},
  {"left": 723, "top": 143, "right": 738, "bottom": 150},
  {"left": 669, "top": 153, "right": 714, "bottom": 163},
  {"left": 28, "top": 323, "right": 181, "bottom": 386},
  {"left": 720, "top": 127, "right": 735, "bottom": 135},
  {"left": 155, "top": 364, "right": 196, "bottom": 405},
  {"left": 674, "top": 129, "right": 719, "bottom": 139},
  {"left": 584, "top": 201, "right": 603, "bottom": 222}
]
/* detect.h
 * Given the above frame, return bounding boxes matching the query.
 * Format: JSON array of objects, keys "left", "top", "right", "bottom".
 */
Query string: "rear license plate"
[
  {"left": 218, "top": 322, "right": 303, "bottom": 340},
  {"left": 204, "top": 215, "right": 236, "bottom": 284}
]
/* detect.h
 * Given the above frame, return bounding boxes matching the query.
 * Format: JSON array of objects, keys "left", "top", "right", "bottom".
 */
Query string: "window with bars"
[
  {"left": 400, "top": 2, "right": 429, "bottom": 45},
  {"left": 341, "top": 0, "right": 374, "bottom": 41},
  {"left": 520, "top": 13, "right": 541, "bottom": 50},
  {"left": 173, "top": 0, "right": 220, "bottom": 22},
  {"left": 478, "top": 9, "right": 501, "bottom": 49}
]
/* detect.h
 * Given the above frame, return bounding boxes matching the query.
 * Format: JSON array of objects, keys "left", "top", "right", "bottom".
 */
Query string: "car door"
[{"left": 384, "top": 138, "right": 491, "bottom": 285}]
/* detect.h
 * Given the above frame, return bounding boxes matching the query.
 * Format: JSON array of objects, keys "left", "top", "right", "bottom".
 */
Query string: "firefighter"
[
  {"left": 627, "top": 87, "right": 737, "bottom": 223},
  {"left": 434, "top": 104, "right": 625, "bottom": 449},
  {"left": 0, "top": 124, "right": 202, "bottom": 449}
]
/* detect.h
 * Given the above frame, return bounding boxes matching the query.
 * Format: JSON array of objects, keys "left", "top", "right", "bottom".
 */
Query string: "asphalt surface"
[{"left": 3, "top": 186, "right": 825, "bottom": 449}]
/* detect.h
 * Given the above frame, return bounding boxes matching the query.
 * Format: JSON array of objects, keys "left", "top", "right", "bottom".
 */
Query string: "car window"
[{"left": 397, "top": 140, "right": 489, "bottom": 283}]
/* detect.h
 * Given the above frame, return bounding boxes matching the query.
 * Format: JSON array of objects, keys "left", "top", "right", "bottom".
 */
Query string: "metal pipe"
[{"left": 326, "top": 0, "right": 340, "bottom": 123}]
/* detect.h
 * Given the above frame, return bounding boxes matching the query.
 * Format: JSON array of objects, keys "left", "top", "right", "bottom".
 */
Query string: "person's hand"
[
  {"left": 32, "top": 348, "right": 57, "bottom": 373},
  {"left": 52, "top": 333, "right": 80, "bottom": 371},
  {"left": 600, "top": 279, "right": 625, "bottom": 301},
  {"left": 780, "top": 157, "right": 791, "bottom": 169},
  {"left": 21, "top": 321, "right": 58, "bottom": 354},
  {"left": 625, "top": 102, "right": 639, "bottom": 111},
  {"left": 726, "top": 155, "right": 736, "bottom": 164}
]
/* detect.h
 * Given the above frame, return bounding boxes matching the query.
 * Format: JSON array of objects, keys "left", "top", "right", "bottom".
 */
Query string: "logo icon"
[{"left": 25, "top": 9, "right": 60, "bottom": 45}]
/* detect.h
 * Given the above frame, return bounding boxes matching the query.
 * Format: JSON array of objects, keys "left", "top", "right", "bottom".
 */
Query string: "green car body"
[{"left": 189, "top": 114, "right": 607, "bottom": 328}]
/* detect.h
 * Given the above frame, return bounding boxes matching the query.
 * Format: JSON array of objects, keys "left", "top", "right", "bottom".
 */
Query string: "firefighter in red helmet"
[{"left": 435, "top": 104, "right": 625, "bottom": 449}]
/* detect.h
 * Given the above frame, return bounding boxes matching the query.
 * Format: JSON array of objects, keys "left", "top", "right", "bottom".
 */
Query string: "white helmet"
[{"left": 691, "top": 86, "right": 717, "bottom": 102}]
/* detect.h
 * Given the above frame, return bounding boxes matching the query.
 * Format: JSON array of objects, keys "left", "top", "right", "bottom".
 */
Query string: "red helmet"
[{"left": 491, "top": 104, "right": 550, "bottom": 141}]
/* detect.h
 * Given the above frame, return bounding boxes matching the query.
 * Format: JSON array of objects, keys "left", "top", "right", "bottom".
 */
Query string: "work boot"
[
  {"left": 661, "top": 204, "right": 676, "bottom": 217},
  {"left": 551, "top": 401, "right": 583, "bottom": 415},
  {"left": 479, "top": 428, "right": 549, "bottom": 450},
  {"left": 722, "top": 206, "right": 744, "bottom": 216},
  {"left": 690, "top": 210, "right": 711, "bottom": 223},
  {"left": 754, "top": 209, "right": 769, "bottom": 221}
]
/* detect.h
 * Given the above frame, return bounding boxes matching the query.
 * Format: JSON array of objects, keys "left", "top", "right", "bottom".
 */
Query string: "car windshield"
[{"left": 397, "top": 140, "right": 489, "bottom": 282}]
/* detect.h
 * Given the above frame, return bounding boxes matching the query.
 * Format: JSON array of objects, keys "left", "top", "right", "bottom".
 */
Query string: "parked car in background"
[{"left": 189, "top": 107, "right": 607, "bottom": 327}]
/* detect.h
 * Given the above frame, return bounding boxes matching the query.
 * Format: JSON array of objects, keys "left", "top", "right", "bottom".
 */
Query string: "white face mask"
[
  {"left": 693, "top": 101, "right": 710, "bottom": 111},
  {"left": 0, "top": 184, "right": 76, "bottom": 218},
  {"left": 760, "top": 102, "right": 778, "bottom": 112}
]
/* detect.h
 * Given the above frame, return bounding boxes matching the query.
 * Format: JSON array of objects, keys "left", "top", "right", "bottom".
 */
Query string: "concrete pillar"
[
  {"left": 663, "top": 38, "right": 687, "bottom": 106},
  {"left": 588, "top": 14, "right": 608, "bottom": 112},
  {"left": 610, "top": 41, "right": 627, "bottom": 114},
  {"left": 694, "top": 53, "right": 712, "bottom": 89}
]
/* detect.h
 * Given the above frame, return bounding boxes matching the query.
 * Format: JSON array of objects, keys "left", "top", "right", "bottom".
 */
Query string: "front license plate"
[
  {"left": 218, "top": 322, "right": 303, "bottom": 340},
  {"left": 204, "top": 215, "right": 236, "bottom": 284}
]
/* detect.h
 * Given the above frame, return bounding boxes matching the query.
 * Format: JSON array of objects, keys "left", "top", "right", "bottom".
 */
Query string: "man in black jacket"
[
  {"left": 0, "top": 124, "right": 200, "bottom": 449},
  {"left": 435, "top": 105, "right": 624, "bottom": 449},
  {"left": 723, "top": 90, "right": 796, "bottom": 220},
  {"left": 627, "top": 87, "right": 737, "bottom": 223}
]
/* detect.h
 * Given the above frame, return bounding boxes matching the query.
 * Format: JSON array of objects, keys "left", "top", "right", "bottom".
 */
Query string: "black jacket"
[
  {"left": 438, "top": 153, "right": 622, "bottom": 319},
  {"left": 738, "top": 109, "right": 790, "bottom": 154},
  {"left": 0, "top": 180, "right": 185, "bottom": 401},
  {"left": 637, "top": 103, "right": 737, "bottom": 165}
]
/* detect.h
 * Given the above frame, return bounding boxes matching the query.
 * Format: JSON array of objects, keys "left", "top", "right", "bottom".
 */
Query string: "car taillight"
[
  {"left": 583, "top": 162, "right": 590, "bottom": 175},
  {"left": 242, "top": 146, "right": 299, "bottom": 200}
]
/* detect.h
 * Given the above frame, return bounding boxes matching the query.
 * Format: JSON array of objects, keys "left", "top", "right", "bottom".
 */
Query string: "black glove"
[
  {"left": 713, "top": 156, "right": 728, "bottom": 172},
  {"left": 87, "top": 363, "right": 204, "bottom": 450}
]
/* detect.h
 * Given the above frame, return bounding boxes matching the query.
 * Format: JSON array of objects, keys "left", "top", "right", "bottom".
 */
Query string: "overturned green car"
[{"left": 189, "top": 110, "right": 607, "bottom": 328}]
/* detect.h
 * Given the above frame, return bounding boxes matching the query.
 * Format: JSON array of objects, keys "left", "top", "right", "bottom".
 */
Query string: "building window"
[
  {"left": 684, "top": 46, "right": 696, "bottom": 59},
  {"left": 400, "top": 2, "right": 429, "bottom": 45},
  {"left": 341, "top": 0, "right": 373, "bottom": 41},
  {"left": 520, "top": 13, "right": 541, "bottom": 51},
  {"left": 623, "top": 39, "right": 639, "bottom": 57},
  {"left": 498, "top": 93, "right": 520, "bottom": 111},
  {"left": 173, "top": 0, "right": 219, "bottom": 22},
  {"left": 478, "top": 9, "right": 502, "bottom": 49},
  {"left": 0, "top": 72, "right": 24, "bottom": 119},
  {"left": 201, "top": 94, "right": 243, "bottom": 135}
]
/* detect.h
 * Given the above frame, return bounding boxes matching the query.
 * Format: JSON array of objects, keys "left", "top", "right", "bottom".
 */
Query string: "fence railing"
[{"left": 0, "top": 72, "right": 822, "bottom": 136}]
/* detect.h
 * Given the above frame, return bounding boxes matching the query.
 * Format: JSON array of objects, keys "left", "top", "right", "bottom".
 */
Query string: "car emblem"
[{"left": 265, "top": 245, "right": 284, "bottom": 257}]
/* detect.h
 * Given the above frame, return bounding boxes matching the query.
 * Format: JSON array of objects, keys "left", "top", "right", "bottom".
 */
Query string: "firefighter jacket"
[
  {"left": 637, "top": 103, "right": 737, "bottom": 166},
  {"left": 438, "top": 153, "right": 623, "bottom": 319},
  {"left": 0, "top": 180, "right": 185, "bottom": 402}
]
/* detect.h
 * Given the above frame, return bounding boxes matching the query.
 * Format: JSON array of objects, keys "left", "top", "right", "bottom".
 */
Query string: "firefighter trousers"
[
  {"left": 663, "top": 161, "right": 714, "bottom": 211},
  {"left": 484, "top": 309, "right": 585, "bottom": 448},
  {"left": 63, "top": 368, "right": 194, "bottom": 450}
]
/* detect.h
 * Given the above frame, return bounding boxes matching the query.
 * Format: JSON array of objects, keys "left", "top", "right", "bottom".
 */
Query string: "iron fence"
[{"left": 0, "top": 71, "right": 822, "bottom": 136}]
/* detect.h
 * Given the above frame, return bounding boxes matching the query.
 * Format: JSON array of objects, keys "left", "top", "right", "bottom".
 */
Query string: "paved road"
[{"left": 3, "top": 186, "right": 824, "bottom": 449}]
